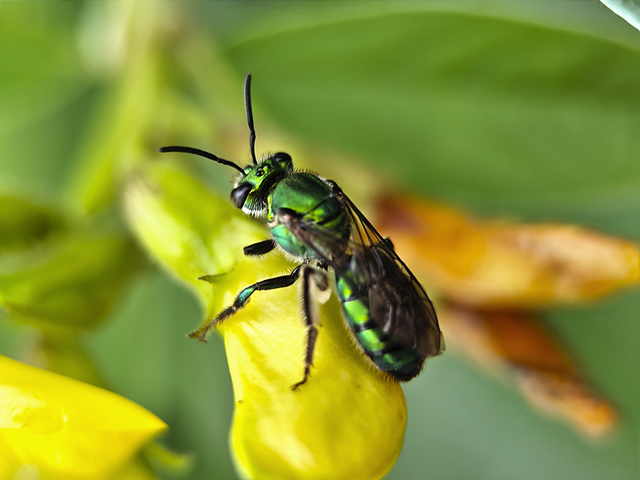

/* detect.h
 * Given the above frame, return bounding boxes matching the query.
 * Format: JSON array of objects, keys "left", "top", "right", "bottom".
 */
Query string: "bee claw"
[
  {"left": 290, "top": 368, "right": 311, "bottom": 391},
  {"left": 187, "top": 329, "right": 207, "bottom": 342}
]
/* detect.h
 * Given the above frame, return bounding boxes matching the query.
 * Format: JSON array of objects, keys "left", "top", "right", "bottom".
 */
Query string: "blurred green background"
[{"left": 0, "top": 1, "right": 638, "bottom": 479}]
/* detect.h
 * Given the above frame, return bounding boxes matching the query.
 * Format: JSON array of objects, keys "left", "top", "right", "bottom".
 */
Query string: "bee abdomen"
[{"left": 336, "top": 278, "right": 424, "bottom": 381}]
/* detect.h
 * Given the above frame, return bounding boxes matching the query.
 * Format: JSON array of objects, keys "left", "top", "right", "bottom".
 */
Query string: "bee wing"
[
  {"left": 337, "top": 188, "right": 444, "bottom": 357},
  {"left": 290, "top": 182, "right": 444, "bottom": 358}
]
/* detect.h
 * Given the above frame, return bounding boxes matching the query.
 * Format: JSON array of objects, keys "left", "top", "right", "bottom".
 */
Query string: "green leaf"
[
  {"left": 601, "top": 0, "right": 640, "bottom": 31},
  {"left": 223, "top": 9, "right": 640, "bottom": 236},
  {"left": 0, "top": 3, "right": 89, "bottom": 135},
  {"left": 40, "top": 333, "right": 107, "bottom": 387},
  {"left": 0, "top": 195, "right": 69, "bottom": 255},
  {"left": 143, "top": 441, "right": 195, "bottom": 477},
  {"left": 66, "top": 54, "right": 164, "bottom": 215},
  {"left": 0, "top": 231, "right": 140, "bottom": 331}
]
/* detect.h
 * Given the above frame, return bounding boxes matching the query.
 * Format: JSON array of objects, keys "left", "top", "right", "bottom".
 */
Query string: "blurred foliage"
[{"left": 0, "top": 1, "right": 638, "bottom": 479}]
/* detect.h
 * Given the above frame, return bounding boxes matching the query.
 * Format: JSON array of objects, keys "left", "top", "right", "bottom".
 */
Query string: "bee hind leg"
[{"left": 291, "top": 267, "right": 329, "bottom": 390}]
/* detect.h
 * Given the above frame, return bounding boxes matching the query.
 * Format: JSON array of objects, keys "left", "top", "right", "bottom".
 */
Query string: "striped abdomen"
[{"left": 335, "top": 272, "right": 425, "bottom": 380}]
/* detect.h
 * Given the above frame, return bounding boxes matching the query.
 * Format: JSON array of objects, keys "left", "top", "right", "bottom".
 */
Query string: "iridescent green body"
[
  {"left": 241, "top": 160, "right": 431, "bottom": 379},
  {"left": 160, "top": 74, "right": 443, "bottom": 388},
  {"left": 267, "top": 173, "right": 350, "bottom": 260},
  {"left": 335, "top": 268, "right": 425, "bottom": 379}
]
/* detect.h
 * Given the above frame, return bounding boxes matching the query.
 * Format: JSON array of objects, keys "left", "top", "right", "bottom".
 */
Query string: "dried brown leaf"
[
  {"left": 376, "top": 195, "right": 639, "bottom": 307},
  {"left": 440, "top": 305, "right": 616, "bottom": 437}
]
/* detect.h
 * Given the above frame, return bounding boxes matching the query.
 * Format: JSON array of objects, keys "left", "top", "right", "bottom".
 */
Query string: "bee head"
[
  {"left": 231, "top": 152, "right": 293, "bottom": 214},
  {"left": 159, "top": 75, "right": 293, "bottom": 216}
]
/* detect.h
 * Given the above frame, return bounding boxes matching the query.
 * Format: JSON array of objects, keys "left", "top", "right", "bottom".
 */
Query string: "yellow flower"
[
  {"left": 0, "top": 355, "right": 167, "bottom": 479},
  {"left": 126, "top": 161, "right": 407, "bottom": 479},
  {"left": 221, "top": 271, "right": 406, "bottom": 480}
]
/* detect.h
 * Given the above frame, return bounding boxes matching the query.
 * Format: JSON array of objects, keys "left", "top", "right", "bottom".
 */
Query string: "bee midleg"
[
  {"left": 190, "top": 265, "right": 302, "bottom": 341},
  {"left": 243, "top": 239, "right": 276, "bottom": 256},
  {"left": 291, "top": 266, "right": 330, "bottom": 390}
]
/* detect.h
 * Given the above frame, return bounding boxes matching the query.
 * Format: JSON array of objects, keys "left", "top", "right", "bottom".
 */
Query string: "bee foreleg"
[{"left": 190, "top": 265, "right": 302, "bottom": 341}]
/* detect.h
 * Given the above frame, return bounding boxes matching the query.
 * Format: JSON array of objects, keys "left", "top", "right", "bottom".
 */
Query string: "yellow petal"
[
  {"left": 0, "top": 355, "right": 167, "bottom": 478},
  {"left": 220, "top": 258, "right": 407, "bottom": 480},
  {"left": 376, "top": 194, "right": 639, "bottom": 307}
]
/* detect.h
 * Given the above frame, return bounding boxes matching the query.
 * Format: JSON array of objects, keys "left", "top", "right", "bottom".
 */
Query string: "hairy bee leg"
[
  {"left": 190, "top": 265, "right": 302, "bottom": 341},
  {"left": 291, "top": 267, "right": 329, "bottom": 390},
  {"left": 243, "top": 239, "right": 276, "bottom": 256}
]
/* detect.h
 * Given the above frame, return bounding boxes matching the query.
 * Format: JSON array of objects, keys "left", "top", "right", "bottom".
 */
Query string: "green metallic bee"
[{"left": 160, "top": 74, "right": 444, "bottom": 389}]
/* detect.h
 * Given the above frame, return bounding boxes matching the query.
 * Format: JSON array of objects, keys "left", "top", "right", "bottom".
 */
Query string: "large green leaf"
[{"left": 223, "top": 10, "right": 640, "bottom": 237}]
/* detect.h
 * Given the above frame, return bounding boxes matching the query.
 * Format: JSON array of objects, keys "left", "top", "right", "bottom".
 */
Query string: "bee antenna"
[
  {"left": 244, "top": 73, "right": 258, "bottom": 165},
  {"left": 158, "top": 146, "right": 245, "bottom": 175}
]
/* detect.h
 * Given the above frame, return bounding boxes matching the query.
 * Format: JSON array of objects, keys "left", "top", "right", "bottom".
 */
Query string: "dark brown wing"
[
  {"left": 334, "top": 185, "right": 444, "bottom": 357},
  {"left": 286, "top": 180, "right": 444, "bottom": 358}
]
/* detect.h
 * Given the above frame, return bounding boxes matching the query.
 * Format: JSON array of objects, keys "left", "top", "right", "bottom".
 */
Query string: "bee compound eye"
[
  {"left": 230, "top": 183, "right": 253, "bottom": 209},
  {"left": 273, "top": 152, "right": 292, "bottom": 166}
]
